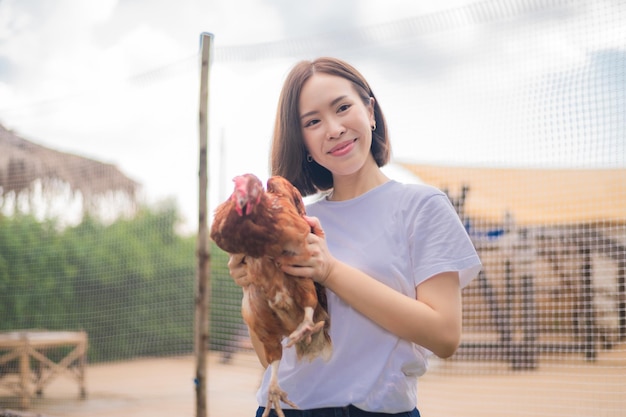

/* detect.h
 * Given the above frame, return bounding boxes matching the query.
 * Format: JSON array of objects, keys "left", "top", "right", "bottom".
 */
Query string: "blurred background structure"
[{"left": 1, "top": 0, "right": 625, "bottom": 416}]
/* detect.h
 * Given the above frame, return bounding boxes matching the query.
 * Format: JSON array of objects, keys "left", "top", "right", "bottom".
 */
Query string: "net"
[{"left": 0, "top": 0, "right": 624, "bottom": 416}]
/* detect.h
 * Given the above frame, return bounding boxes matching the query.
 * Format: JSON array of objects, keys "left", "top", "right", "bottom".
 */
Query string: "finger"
[
  {"left": 280, "top": 263, "right": 313, "bottom": 279},
  {"left": 303, "top": 215, "right": 325, "bottom": 237},
  {"left": 227, "top": 253, "right": 245, "bottom": 268}
]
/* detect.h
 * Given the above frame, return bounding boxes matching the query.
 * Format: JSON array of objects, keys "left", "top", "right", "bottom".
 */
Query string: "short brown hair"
[{"left": 270, "top": 57, "right": 390, "bottom": 196}]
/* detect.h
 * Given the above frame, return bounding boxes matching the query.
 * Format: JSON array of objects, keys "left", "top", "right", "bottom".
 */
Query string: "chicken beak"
[{"left": 234, "top": 194, "right": 247, "bottom": 216}]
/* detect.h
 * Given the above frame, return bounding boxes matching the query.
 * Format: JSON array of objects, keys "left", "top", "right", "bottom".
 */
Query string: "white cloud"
[
  {"left": 0, "top": 0, "right": 624, "bottom": 233},
  {"left": 0, "top": 0, "right": 31, "bottom": 40}
]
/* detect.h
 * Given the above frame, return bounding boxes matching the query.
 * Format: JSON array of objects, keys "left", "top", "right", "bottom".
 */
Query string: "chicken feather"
[{"left": 210, "top": 173, "right": 332, "bottom": 417}]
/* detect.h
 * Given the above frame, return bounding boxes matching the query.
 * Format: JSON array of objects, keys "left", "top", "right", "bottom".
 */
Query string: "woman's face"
[{"left": 299, "top": 73, "right": 376, "bottom": 178}]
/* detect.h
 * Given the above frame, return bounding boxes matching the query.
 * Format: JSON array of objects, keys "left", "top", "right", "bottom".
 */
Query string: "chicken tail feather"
[{"left": 295, "top": 326, "right": 332, "bottom": 362}]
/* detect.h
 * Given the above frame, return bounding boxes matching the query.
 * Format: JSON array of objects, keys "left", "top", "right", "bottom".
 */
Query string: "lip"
[{"left": 327, "top": 139, "right": 357, "bottom": 156}]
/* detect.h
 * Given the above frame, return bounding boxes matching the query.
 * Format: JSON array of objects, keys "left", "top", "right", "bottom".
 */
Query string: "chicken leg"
[
  {"left": 262, "top": 360, "right": 298, "bottom": 417},
  {"left": 286, "top": 306, "right": 325, "bottom": 347}
]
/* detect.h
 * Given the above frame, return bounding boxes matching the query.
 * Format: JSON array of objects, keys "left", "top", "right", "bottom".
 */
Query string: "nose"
[{"left": 326, "top": 118, "right": 345, "bottom": 140}]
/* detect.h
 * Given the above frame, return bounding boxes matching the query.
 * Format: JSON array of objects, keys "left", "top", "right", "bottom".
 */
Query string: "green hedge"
[{"left": 0, "top": 205, "right": 244, "bottom": 362}]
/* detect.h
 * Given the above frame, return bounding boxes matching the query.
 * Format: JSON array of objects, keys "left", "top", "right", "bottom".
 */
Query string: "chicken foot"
[
  {"left": 286, "top": 306, "right": 325, "bottom": 347},
  {"left": 262, "top": 360, "right": 298, "bottom": 417}
]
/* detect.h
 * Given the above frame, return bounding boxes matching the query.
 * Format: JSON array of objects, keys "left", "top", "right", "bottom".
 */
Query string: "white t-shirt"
[{"left": 255, "top": 180, "right": 482, "bottom": 413}]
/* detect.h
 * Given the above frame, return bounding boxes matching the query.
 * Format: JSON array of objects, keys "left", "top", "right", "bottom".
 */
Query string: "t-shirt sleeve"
[{"left": 409, "top": 192, "right": 482, "bottom": 288}]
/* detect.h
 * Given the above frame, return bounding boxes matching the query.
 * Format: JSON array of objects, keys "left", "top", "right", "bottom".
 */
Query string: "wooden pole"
[{"left": 196, "top": 32, "right": 213, "bottom": 417}]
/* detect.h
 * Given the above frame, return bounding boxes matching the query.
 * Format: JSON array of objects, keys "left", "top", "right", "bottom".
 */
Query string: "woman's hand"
[
  {"left": 227, "top": 253, "right": 250, "bottom": 287},
  {"left": 280, "top": 215, "right": 337, "bottom": 285}
]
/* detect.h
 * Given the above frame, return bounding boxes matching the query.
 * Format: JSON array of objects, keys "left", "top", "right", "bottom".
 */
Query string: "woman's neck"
[{"left": 328, "top": 166, "right": 389, "bottom": 201}]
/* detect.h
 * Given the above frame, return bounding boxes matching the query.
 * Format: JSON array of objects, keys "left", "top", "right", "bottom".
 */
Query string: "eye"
[
  {"left": 303, "top": 118, "right": 320, "bottom": 128},
  {"left": 337, "top": 104, "right": 351, "bottom": 113}
]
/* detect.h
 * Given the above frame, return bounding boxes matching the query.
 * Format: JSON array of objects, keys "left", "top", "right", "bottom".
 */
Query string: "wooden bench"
[{"left": 0, "top": 330, "right": 87, "bottom": 409}]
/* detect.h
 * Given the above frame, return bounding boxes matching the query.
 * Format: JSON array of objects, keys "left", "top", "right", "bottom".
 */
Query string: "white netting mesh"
[{"left": 0, "top": 0, "right": 624, "bottom": 416}]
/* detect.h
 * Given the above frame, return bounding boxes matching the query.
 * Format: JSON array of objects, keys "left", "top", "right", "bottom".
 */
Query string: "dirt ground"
[{"left": 1, "top": 350, "right": 625, "bottom": 417}]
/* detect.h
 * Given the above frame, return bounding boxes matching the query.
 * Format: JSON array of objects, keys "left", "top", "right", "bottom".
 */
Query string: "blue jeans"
[{"left": 256, "top": 405, "right": 421, "bottom": 417}]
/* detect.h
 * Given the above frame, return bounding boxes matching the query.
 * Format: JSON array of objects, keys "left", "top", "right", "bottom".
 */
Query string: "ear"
[{"left": 368, "top": 97, "right": 376, "bottom": 127}]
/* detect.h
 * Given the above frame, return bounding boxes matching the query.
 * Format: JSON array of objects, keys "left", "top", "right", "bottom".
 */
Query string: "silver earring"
[
  {"left": 371, "top": 124, "right": 376, "bottom": 131},
  {"left": 307, "top": 154, "right": 313, "bottom": 163}
]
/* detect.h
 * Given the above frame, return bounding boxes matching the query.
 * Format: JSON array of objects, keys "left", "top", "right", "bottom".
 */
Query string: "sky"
[{"left": 0, "top": 0, "right": 624, "bottom": 233}]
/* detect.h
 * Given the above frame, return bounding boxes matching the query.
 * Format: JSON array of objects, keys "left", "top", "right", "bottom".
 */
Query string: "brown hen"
[{"left": 210, "top": 173, "right": 332, "bottom": 417}]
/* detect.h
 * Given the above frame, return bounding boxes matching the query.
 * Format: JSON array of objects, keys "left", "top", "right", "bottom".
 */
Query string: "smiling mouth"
[{"left": 328, "top": 138, "right": 357, "bottom": 154}]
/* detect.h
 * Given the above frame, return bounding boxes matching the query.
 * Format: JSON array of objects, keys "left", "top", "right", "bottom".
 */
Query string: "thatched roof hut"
[{"left": 0, "top": 123, "right": 138, "bottom": 215}]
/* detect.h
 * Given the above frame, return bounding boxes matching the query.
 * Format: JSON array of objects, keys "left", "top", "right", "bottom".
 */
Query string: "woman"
[{"left": 229, "top": 57, "right": 482, "bottom": 417}]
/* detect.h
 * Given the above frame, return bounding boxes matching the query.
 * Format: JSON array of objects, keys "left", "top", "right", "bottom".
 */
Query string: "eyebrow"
[{"left": 300, "top": 95, "right": 347, "bottom": 120}]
